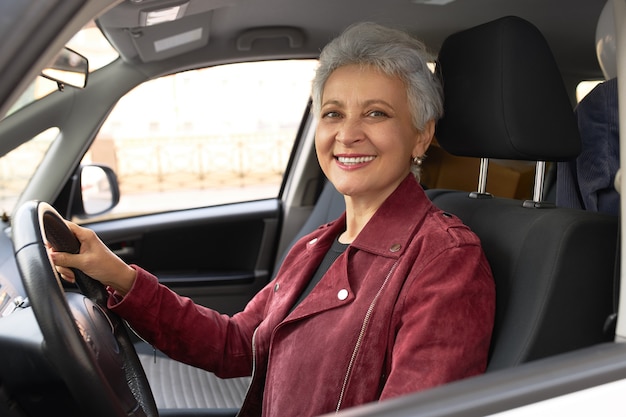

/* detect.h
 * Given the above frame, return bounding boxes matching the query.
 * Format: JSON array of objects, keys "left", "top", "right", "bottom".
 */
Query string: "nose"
[{"left": 335, "top": 117, "right": 365, "bottom": 146}]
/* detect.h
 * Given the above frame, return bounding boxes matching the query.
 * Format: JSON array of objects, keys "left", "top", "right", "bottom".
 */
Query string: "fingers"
[
  {"left": 63, "top": 220, "right": 97, "bottom": 246},
  {"left": 48, "top": 249, "right": 69, "bottom": 267},
  {"left": 54, "top": 265, "right": 76, "bottom": 283},
  {"left": 47, "top": 220, "right": 137, "bottom": 295},
  {"left": 48, "top": 251, "right": 76, "bottom": 282},
  {"left": 47, "top": 222, "right": 90, "bottom": 277},
  {"left": 41, "top": 226, "right": 82, "bottom": 287}
]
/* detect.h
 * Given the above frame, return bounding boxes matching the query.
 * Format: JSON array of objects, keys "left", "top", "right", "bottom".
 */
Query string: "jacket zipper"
[
  {"left": 236, "top": 327, "right": 259, "bottom": 417},
  {"left": 251, "top": 326, "right": 258, "bottom": 382},
  {"left": 335, "top": 260, "right": 399, "bottom": 412}
]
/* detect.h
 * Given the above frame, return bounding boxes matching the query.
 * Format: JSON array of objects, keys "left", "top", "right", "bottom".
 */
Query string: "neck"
[
  {"left": 337, "top": 174, "right": 411, "bottom": 244},
  {"left": 339, "top": 196, "right": 382, "bottom": 244}
]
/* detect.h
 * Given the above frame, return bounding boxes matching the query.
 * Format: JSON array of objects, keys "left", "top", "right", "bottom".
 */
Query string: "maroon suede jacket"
[{"left": 109, "top": 175, "right": 495, "bottom": 417}]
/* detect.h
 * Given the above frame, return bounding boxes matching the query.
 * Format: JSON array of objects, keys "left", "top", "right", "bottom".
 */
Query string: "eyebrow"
[{"left": 321, "top": 98, "right": 394, "bottom": 108}]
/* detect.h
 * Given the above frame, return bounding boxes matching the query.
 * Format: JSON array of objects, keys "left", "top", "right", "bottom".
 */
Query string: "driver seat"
[{"left": 136, "top": 179, "right": 346, "bottom": 415}]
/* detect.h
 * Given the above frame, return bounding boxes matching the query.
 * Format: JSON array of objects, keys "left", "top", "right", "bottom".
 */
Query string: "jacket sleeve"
[
  {"left": 107, "top": 265, "right": 272, "bottom": 378},
  {"left": 380, "top": 244, "right": 495, "bottom": 399}
]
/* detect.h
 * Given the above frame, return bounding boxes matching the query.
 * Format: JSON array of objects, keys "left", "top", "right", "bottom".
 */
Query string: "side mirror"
[
  {"left": 40, "top": 47, "right": 89, "bottom": 90},
  {"left": 72, "top": 164, "right": 120, "bottom": 218}
]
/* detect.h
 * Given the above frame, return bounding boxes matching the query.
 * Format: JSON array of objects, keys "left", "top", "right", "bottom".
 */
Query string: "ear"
[{"left": 412, "top": 119, "right": 435, "bottom": 157}]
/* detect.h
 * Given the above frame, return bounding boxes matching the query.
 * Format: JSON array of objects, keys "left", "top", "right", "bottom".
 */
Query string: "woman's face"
[{"left": 315, "top": 64, "right": 433, "bottom": 205}]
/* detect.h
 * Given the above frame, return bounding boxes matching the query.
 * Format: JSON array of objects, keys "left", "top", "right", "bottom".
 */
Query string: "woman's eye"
[
  {"left": 322, "top": 111, "right": 341, "bottom": 119},
  {"left": 367, "top": 110, "right": 388, "bottom": 118}
]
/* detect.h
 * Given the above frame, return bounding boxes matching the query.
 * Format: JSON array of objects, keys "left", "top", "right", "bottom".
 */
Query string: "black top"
[{"left": 291, "top": 237, "right": 348, "bottom": 311}]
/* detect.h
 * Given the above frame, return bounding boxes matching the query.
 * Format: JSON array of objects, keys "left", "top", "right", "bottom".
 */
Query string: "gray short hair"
[{"left": 311, "top": 22, "right": 444, "bottom": 131}]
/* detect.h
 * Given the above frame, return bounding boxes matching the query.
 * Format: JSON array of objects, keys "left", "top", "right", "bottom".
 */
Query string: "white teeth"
[{"left": 337, "top": 156, "right": 375, "bottom": 164}]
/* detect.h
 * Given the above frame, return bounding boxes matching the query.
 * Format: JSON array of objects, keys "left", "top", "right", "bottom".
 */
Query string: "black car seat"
[{"left": 429, "top": 16, "right": 618, "bottom": 371}]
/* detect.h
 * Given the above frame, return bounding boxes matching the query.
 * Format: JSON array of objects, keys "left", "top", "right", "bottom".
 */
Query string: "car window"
[
  {"left": 78, "top": 59, "right": 317, "bottom": 222},
  {"left": 4, "top": 20, "right": 118, "bottom": 118},
  {"left": 577, "top": 80, "right": 603, "bottom": 102},
  {"left": 0, "top": 128, "right": 58, "bottom": 218}
]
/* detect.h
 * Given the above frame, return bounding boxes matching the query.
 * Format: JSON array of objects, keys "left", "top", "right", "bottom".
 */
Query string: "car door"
[{"left": 59, "top": 60, "right": 318, "bottom": 315}]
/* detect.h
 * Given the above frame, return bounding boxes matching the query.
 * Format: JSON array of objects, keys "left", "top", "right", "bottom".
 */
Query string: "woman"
[{"left": 51, "top": 22, "right": 495, "bottom": 417}]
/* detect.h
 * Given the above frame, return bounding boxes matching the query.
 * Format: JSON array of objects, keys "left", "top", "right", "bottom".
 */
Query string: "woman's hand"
[{"left": 48, "top": 221, "right": 136, "bottom": 296}]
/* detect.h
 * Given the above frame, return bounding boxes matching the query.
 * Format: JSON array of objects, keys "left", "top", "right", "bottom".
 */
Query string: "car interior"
[
  {"left": 0, "top": 0, "right": 625, "bottom": 416},
  {"left": 137, "top": 14, "right": 622, "bottom": 415}
]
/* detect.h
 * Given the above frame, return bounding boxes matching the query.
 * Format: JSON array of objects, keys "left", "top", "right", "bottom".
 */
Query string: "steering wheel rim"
[{"left": 12, "top": 200, "right": 158, "bottom": 417}]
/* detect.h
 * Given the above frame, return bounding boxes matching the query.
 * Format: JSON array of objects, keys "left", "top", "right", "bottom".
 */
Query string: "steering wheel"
[{"left": 12, "top": 201, "right": 158, "bottom": 417}]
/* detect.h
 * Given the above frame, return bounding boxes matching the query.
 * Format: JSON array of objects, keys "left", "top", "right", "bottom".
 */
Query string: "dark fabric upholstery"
[
  {"left": 284, "top": 181, "right": 345, "bottom": 249},
  {"left": 426, "top": 190, "right": 617, "bottom": 370},
  {"left": 436, "top": 16, "right": 581, "bottom": 160},
  {"left": 429, "top": 16, "right": 618, "bottom": 371},
  {"left": 272, "top": 180, "right": 345, "bottom": 276}
]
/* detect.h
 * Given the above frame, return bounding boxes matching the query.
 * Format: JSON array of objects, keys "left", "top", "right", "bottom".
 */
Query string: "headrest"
[{"left": 435, "top": 16, "right": 581, "bottom": 161}]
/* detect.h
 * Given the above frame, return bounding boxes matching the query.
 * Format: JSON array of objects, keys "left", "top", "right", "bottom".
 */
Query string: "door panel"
[
  {"left": 332, "top": 343, "right": 626, "bottom": 417},
  {"left": 87, "top": 199, "right": 281, "bottom": 315}
]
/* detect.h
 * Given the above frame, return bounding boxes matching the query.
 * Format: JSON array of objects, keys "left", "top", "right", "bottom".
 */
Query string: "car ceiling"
[{"left": 97, "top": 0, "right": 607, "bottom": 81}]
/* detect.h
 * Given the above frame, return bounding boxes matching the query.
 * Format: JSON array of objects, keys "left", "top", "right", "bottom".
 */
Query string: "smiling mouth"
[{"left": 336, "top": 156, "right": 376, "bottom": 165}]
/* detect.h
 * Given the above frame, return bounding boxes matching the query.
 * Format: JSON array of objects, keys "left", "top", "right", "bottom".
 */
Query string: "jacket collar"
[
  {"left": 349, "top": 174, "right": 431, "bottom": 258},
  {"left": 284, "top": 175, "right": 430, "bottom": 321}
]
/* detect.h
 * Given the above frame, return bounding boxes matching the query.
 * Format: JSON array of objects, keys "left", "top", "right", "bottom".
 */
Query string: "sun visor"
[{"left": 128, "top": 12, "right": 210, "bottom": 62}]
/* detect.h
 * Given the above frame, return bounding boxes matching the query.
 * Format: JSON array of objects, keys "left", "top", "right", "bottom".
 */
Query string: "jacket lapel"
[{"left": 276, "top": 175, "right": 430, "bottom": 322}]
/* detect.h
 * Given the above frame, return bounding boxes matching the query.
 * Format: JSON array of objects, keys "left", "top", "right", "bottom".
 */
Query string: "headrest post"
[
  {"left": 477, "top": 157, "right": 489, "bottom": 194},
  {"left": 469, "top": 157, "right": 493, "bottom": 199},
  {"left": 522, "top": 160, "right": 555, "bottom": 208},
  {"left": 532, "top": 160, "right": 545, "bottom": 202}
]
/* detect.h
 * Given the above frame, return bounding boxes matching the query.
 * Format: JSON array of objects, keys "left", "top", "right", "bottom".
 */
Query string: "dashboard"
[{"left": 0, "top": 225, "right": 27, "bottom": 317}]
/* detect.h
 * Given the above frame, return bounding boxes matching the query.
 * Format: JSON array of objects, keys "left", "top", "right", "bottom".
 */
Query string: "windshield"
[
  {"left": 0, "top": 20, "right": 119, "bottom": 217},
  {"left": 5, "top": 20, "right": 118, "bottom": 117}
]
